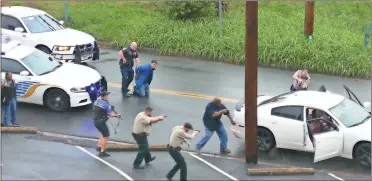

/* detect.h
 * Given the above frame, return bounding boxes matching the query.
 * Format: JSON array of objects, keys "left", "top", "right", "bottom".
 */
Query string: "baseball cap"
[
  {"left": 100, "top": 91, "right": 110, "bottom": 97},
  {"left": 184, "top": 122, "right": 193, "bottom": 130}
]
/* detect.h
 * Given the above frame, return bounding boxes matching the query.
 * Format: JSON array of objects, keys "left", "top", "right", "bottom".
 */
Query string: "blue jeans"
[
  {"left": 120, "top": 67, "right": 134, "bottom": 95},
  {"left": 3, "top": 97, "right": 17, "bottom": 126},
  {"left": 134, "top": 83, "right": 150, "bottom": 96},
  {"left": 196, "top": 124, "right": 228, "bottom": 150}
]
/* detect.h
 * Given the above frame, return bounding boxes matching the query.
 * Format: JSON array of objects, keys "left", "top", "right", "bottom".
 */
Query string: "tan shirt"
[
  {"left": 292, "top": 70, "right": 311, "bottom": 90},
  {"left": 169, "top": 126, "right": 194, "bottom": 148},
  {"left": 132, "top": 112, "right": 152, "bottom": 135}
]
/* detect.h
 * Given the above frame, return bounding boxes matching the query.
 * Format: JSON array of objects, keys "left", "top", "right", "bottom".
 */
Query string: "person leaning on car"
[
  {"left": 291, "top": 69, "right": 311, "bottom": 91},
  {"left": 117, "top": 42, "right": 141, "bottom": 97}
]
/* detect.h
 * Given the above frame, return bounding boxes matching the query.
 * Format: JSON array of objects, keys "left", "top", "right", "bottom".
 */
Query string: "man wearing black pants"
[
  {"left": 117, "top": 42, "right": 140, "bottom": 97},
  {"left": 93, "top": 91, "right": 120, "bottom": 157}
]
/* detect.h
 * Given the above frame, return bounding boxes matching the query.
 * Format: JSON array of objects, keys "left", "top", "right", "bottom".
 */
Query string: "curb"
[
  {"left": 1, "top": 127, "right": 38, "bottom": 134},
  {"left": 248, "top": 167, "right": 315, "bottom": 176},
  {"left": 106, "top": 143, "right": 168, "bottom": 151},
  {"left": 39, "top": 131, "right": 168, "bottom": 151}
]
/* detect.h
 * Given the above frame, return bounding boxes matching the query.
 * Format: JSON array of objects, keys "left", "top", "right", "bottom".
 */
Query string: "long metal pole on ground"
[
  {"left": 245, "top": 0, "right": 258, "bottom": 164},
  {"left": 304, "top": 0, "right": 315, "bottom": 37}
]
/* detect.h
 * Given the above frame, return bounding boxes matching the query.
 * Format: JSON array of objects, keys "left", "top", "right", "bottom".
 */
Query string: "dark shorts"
[{"left": 94, "top": 119, "right": 110, "bottom": 137}]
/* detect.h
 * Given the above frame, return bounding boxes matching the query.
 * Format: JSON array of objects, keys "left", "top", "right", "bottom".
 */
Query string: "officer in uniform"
[
  {"left": 93, "top": 91, "right": 121, "bottom": 157},
  {"left": 117, "top": 42, "right": 141, "bottom": 97},
  {"left": 166, "top": 123, "right": 200, "bottom": 181},
  {"left": 132, "top": 106, "right": 165, "bottom": 169}
]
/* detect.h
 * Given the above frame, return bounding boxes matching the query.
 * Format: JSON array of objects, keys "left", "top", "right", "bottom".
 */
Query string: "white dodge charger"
[{"left": 233, "top": 87, "right": 371, "bottom": 168}]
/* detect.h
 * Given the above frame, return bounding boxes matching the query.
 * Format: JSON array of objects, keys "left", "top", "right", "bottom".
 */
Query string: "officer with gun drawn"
[
  {"left": 166, "top": 123, "right": 200, "bottom": 181},
  {"left": 93, "top": 91, "right": 120, "bottom": 157},
  {"left": 132, "top": 106, "right": 166, "bottom": 169}
]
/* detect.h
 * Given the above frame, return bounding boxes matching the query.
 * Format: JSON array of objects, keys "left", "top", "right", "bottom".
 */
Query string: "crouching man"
[{"left": 133, "top": 60, "right": 157, "bottom": 97}]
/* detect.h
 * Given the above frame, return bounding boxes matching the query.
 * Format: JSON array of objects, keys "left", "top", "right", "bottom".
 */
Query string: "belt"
[
  {"left": 132, "top": 132, "right": 147, "bottom": 136},
  {"left": 167, "top": 144, "right": 181, "bottom": 152}
]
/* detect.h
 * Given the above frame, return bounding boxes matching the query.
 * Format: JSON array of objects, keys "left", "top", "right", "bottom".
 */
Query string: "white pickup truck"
[{"left": 1, "top": 6, "right": 100, "bottom": 63}]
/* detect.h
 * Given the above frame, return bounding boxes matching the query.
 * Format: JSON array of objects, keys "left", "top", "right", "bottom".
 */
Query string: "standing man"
[
  {"left": 133, "top": 60, "right": 157, "bottom": 97},
  {"left": 196, "top": 97, "right": 236, "bottom": 154},
  {"left": 291, "top": 69, "right": 311, "bottom": 91},
  {"left": 166, "top": 123, "right": 200, "bottom": 181},
  {"left": 1, "top": 72, "right": 19, "bottom": 127},
  {"left": 132, "top": 106, "right": 165, "bottom": 169},
  {"left": 118, "top": 42, "right": 140, "bottom": 97},
  {"left": 93, "top": 91, "right": 121, "bottom": 157}
]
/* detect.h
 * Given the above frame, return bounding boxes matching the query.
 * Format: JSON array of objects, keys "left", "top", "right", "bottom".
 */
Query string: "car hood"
[
  {"left": 37, "top": 28, "right": 95, "bottom": 46},
  {"left": 39, "top": 63, "right": 101, "bottom": 88},
  {"left": 347, "top": 118, "right": 371, "bottom": 141}
]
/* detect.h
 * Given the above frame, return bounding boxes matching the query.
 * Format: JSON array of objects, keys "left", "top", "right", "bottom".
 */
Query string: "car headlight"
[
  {"left": 56, "top": 46, "right": 71, "bottom": 51},
  {"left": 70, "top": 87, "right": 86, "bottom": 93}
]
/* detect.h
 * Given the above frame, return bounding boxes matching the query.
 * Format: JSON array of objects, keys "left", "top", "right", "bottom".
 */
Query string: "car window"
[
  {"left": 21, "top": 14, "right": 64, "bottom": 33},
  {"left": 1, "top": 57, "right": 27, "bottom": 74},
  {"left": 1, "top": 14, "right": 25, "bottom": 31},
  {"left": 329, "top": 98, "right": 370, "bottom": 127},
  {"left": 271, "top": 106, "right": 304, "bottom": 121},
  {"left": 20, "top": 49, "right": 60, "bottom": 76}
]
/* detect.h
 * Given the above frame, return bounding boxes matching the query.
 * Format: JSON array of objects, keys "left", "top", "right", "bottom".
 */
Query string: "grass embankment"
[{"left": 8, "top": 1, "right": 372, "bottom": 78}]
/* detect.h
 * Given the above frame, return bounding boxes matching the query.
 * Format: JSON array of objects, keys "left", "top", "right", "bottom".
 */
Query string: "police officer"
[
  {"left": 166, "top": 123, "right": 200, "bottom": 181},
  {"left": 132, "top": 106, "right": 165, "bottom": 169},
  {"left": 117, "top": 42, "right": 141, "bottom": 97},
  {"left": 93, "top": 91, "right": 121, "bottom": 157}
]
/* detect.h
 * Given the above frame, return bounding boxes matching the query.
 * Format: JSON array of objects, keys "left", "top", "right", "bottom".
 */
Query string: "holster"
[{"left": 167, "top": 144, "right": 181, "bottom": 152}]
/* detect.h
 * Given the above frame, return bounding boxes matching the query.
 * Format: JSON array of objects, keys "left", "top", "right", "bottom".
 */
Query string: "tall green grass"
[{"left": 10, "top": 1, "right": 371, "bottom": 77}]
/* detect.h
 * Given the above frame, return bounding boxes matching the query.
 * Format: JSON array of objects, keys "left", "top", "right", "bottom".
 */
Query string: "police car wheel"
[
  {"left": 257, "top": 127, "right": 276, "bottom": 152},
  {"left": 44, "top": 89, "right": 70, "bottom": 112},
  {"left": 36, "top": 46, "right": 51, "bottom": 54}
]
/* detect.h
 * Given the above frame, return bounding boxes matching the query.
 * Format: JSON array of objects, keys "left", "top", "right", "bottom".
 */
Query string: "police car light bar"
[{"left": 1, "top": 40, "right": 22, "bottom": 54}]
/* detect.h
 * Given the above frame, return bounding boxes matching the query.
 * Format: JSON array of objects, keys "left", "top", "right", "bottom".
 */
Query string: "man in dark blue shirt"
[
  {"left": 196, "top": 97, "right": 236, "bottom": 154},
  {"left": 117, "top": 42, "right": 140, "bottom": 97}
]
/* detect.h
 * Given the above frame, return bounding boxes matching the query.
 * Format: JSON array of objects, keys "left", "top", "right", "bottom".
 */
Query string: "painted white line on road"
[
  {"left": 328, "top": 173, "right": 344, "bottom": 181},
  {"left": 188, "top": 152, "right": 239, "bottom": 181},
  {"left": 75, "top": 146, "right": 134, "bottom": 181}
]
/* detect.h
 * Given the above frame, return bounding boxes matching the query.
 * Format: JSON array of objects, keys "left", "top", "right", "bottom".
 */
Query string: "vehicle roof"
[
  {"left": 277, "top": 91, "right": 345, "bottom": 110},
  {"left": 1, "top": 6, "right": 45, "bottom": 18},
  {"left": 1, "top": 43, "right": 34, "bottom": 60}
]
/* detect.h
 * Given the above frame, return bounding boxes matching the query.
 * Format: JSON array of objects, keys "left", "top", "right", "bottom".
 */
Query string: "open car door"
[
  {"left": 343, "top": 85, "right": 363, "bottom": 107},
  {"left": 310, "top": 120, "right": 344, "bottom": 163}
]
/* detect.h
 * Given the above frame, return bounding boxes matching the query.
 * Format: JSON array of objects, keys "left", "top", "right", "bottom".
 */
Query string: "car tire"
[
  {"left": 36, "top": 46, "right": 51, "bottom": 54},
  {"left": 44, "top": 88, "right": 70, "bottom": 112},
  {"left": 257, "top": 127, "right": 276, "bottom": 152},
  {"left": 354, "top": 142, "right": 371, "bottom": 168}
]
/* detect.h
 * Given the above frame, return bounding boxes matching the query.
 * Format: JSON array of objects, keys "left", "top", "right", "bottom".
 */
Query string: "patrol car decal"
[{"left": 16, "top": 81, "right": 54, "bottom": 98}]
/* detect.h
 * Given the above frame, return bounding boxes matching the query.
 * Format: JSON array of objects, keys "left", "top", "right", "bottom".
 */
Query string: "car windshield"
[
  {"left": 21, "top": 14, "right": 65, "bottom": 33},
  {"left": 329, "top": 98, "right": 370, "bottom": 127},
  {"left": 21, "top": 49, "right": 60, "bottom": 76}
]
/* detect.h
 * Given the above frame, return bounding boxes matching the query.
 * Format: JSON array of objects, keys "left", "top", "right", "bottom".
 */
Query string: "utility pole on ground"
[
  {"left": 245, "top": 0, "right": 258, "bottom": 164},
  {"left": 304, "top": 0, "right": 315, "bottom": 40}
]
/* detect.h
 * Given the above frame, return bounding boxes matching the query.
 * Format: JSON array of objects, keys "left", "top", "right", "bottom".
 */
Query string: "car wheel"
[
  {"left": 355, "top": 142, "right": 371, "bottom": 168},
  {"left": 44, "top": 89, "right": 70, "bottom": 112},
  {"left": 257, "top": 127, "right": 275, "bottom": 152},
  {"left": 36, "top": 46, "right": 51, "bottom": 54}
]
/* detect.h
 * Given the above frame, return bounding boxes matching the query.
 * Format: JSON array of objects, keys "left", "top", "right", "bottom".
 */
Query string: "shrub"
[{"left": 163, "top": 1, "right": 216, "bottom": 21}]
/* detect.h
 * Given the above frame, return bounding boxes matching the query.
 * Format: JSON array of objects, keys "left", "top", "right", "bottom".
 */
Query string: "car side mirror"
[
  {"left": 20, "top": 71, "right": 30, "bottom": 76},
  {"left": 59, "top": 20, "right": 64, "bottom": 25},
  {"left": 14, "top": 27, "right": 25, "bottom": 33}
]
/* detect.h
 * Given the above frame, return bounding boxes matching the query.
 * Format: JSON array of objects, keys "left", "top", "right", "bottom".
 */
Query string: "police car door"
[
  {"left": 1, "top": 58, "right": 34, "bottom": 104},
  {"left": 1, "top": 14, "right": 28, "bottom": 44}
]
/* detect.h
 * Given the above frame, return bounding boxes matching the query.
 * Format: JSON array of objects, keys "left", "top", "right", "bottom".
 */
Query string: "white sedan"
[
  {"left": 233, "top": 86, "right": 371, "bottom": 167},
  {"left": 1, "top": 41, "right": 104, "bottom": 111},
  {"left": 1, "top": 6, "right": 99, "bottom": 63}
]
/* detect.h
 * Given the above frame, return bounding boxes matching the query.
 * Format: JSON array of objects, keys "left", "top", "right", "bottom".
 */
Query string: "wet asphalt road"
[
  {"left": 14, "top": 49, "right": 371, "bottom": 176},
  {"left": 2, "top": 133, "right": 362, "bottom": 180}
]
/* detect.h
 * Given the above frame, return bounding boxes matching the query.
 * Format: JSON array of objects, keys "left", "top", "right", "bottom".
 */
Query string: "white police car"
[
  {"left": 1, "top": 41, "right": 104, "bottom": 112},
  {"left": 1, "top": 6, "right": 99, "bottom": 63}
]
